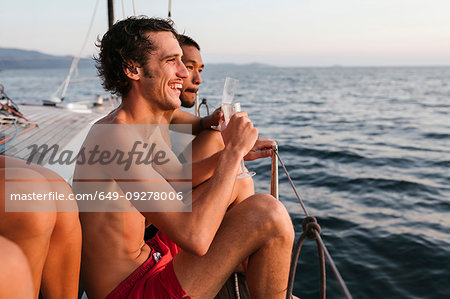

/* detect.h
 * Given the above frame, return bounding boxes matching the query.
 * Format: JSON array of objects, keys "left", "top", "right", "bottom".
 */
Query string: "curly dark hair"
[{"left": 95, "top": 16, "right": 178, "bottom": 97}]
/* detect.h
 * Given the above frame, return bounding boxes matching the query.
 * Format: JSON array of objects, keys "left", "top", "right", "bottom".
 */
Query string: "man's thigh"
[
  {"left": 190, "top": 130, "right": 224, "bottom": 162},
  {"left": 172, "top": 194, "right": 274, "bottom": 298}
]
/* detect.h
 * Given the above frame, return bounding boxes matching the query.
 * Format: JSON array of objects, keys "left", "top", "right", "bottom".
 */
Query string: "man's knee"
[
  {"left": 1, "top": 211, "right": 57, "bottom": 240},
  {"left": 3, "top": 167, "right": 58, "bottom": 211},
  {"left": 53, "top": 211, "right": 81, "bottom": 241},
  {"left": 245, "top": 194, "right": 294, "bottom": 241},
  {"left": 1, "top": 168, "right": 57, "bottom": 236},
  {"left": 192, "top": 130, "right": 224, "bottom": 161}
]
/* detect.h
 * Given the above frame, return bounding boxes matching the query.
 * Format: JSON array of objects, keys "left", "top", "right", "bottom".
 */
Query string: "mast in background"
[
  {"left": 168, "top": 0, "right": 172, "bottom": 19},
  {"left": 108, "top": 0, "right": 114, "bottom": 29}
]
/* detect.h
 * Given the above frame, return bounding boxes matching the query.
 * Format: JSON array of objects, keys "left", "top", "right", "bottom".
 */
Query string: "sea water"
[{"left": 1, "top": 65, "right": 449, "bottom": 298}]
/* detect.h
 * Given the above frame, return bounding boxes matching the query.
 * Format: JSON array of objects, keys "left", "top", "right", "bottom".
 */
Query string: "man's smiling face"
[{"left": 139, "top": 31, "right": 189, "bottom": 111}]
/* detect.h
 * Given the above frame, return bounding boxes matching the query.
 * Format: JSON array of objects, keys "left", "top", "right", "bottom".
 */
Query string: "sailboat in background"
[
  {"left": 0, "top": 0, "right": 117, "bottom": 181},
  {"left": 0, "top": 0, "right": 176, "bottom": 169}
]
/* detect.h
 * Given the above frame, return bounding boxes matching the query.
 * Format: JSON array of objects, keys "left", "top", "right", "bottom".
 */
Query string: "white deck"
[{"left": 1, "top": 102, "right": 116, "bottom": 181}]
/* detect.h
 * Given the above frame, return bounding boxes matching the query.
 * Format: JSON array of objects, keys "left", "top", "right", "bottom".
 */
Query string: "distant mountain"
[{"left": 0, "top": 48, "right": 94, "bottom": 69}]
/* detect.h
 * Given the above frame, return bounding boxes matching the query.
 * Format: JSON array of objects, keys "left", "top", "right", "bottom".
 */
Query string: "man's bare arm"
[
  {"left": 190, "top": 137, "right": 276, "bottom": 186},
  {"left": 144, "top": 112, "right": 258, "bottom": 255},
  {"left": 76, "top": 114, "right": 257, "bottom": 256},
  {"left": 170, "top": 108, "right": 222, "bottom": 135}
]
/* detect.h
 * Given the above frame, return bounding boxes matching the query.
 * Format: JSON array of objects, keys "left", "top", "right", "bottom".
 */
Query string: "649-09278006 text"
[{"left": 9, "top": 191, "right": 184, "bottom": 201}]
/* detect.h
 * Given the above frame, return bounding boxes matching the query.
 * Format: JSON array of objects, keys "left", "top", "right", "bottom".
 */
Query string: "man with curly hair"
[{"left": 76, "top": 16, "right": 293, "bottom": 299}]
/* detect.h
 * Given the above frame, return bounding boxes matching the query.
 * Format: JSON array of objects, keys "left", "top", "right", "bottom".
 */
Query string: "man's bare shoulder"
[
  {"left": 170, "top": 108, "right": 198, "bottom": 124},
  {"left": 95, "top": 107, "right": 127, "bottom": 125}
]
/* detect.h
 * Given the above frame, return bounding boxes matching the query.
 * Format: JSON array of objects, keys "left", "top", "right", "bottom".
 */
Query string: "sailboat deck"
[
  {"left": 0, "top": 103, "right": 114, "bottom": 161},
  {"left": 1, "top": 103, "right": 252, "bottom": 299}
]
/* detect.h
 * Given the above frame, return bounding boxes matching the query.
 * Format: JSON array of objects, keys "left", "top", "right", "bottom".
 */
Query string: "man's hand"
[
  {"left": 221, "top": 112, "right": 258, "bottom": 158},
  {"left": 201, "top": 108, "right": 223, "bottom": 129},
  {"left": 210, "top": 107, "right": 223, "bottom": 127},
  {"left": 244, "top": 138, "right": 276, "bottom": 161}
]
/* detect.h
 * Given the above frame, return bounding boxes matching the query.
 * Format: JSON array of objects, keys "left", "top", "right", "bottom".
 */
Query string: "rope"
[
  {"left": 286, "top": 216, "right": 325, "bottom": 299},
  {"left": 234, "top": 273, "right": 241, "bottom": 299},
  {"left": 0, "top": 119, "right": 38, "bottom": 145},
  {"left": 273, "top": 150, "right": 309, "bottom": 216},
  {"left": 1, "top": 84, "right": 29, "bottom": 121},
  {"left": 51, "top": 0, "right": 101, "bottom": 101},
  {"left": 0, "top": 103, "right": 29, "bottom": 121},
  {"left": 0, "top": 119, "right": 18, "bottom": 151},
  {"left": 273, "top": 150, "right": 353, "bottom": 299}
]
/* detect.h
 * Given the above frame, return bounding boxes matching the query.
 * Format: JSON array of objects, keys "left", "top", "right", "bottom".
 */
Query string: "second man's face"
[{"left": 180, "top": 45, "right": 204, "bottom": 108}]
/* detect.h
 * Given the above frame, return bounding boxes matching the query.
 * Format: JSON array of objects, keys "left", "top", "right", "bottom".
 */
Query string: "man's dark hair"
[
  {"left": 178, "top": 34, "right": 200, "bottom": 51},
  {"left": 95, "top": 16, "right": 178, "bottom": 97}
]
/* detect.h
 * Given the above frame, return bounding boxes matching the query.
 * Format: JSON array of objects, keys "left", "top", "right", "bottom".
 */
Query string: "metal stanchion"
[{"left": 271, "top": 144, "right": 279, "bottom": 200}]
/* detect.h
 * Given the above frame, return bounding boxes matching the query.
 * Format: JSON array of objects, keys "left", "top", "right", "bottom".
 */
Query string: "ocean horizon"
[{"left": 1, "top": 64, "right": 449, "bottom": 298}]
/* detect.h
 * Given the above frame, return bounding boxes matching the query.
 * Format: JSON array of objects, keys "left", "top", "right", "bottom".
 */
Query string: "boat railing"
[
  {"left": 193, "top": 103, "right": 351, "bottom": 298},
  {"left": 270, "top": 145, "right": 353, "bottom": 299}
]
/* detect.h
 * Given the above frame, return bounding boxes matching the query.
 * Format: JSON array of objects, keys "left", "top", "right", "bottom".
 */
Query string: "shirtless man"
[
  {"left": 171, "top": 35, "right": 275, "bottom": 161},
  {"left": 74, "top": 16, "right": 294, "bottom": 299},
  {"left": 170, "top": 34, "right": 274, "bottom": 209},
  {"left": 170, "top": 34, "right": 227, "bottom": 164},
  {"left": 0, "top": 155, "right": 81, "bottom": 298}
]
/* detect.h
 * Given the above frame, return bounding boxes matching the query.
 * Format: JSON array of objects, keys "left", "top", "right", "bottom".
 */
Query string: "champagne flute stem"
[{"left": 240, "top": 159, "right": 247, "bottom": 173}]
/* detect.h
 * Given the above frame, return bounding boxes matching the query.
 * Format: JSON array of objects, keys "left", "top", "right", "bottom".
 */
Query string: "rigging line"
[
  {"left": 58, "top": 57, "right": 80, "bottom": 100},
  {"left": 132, "top": 0, "right": 137, "bottom": 16},
  {"left": 273, "top": 150, "right": 309, "bottom": 216},
  {"left": 168, "top": 0, "right": 172, "bottom": 19},
  {"left": 0, "top": 103, "right": 29, "bottom": 121},
  {"left": 65, "top": 77, "right": 100, "bottom": 83},
  {"left": 0, "top": 121, "right": 36, "bottom": 146},
  {"left": 121, "top": 0, "right": 126, "bottom": 19},
  {"left": 314, "top": 231, "right": 353, "bottom": 299},
  {"left": 274, "top": 149, "right": 353, "bottom": 299},
  {"left": 78, "top": 0, "right": 101, "bottom": 57},
  {"left": 0, "top": 119, "right": 18, "bottom": 151},
  {"left": 52, "top": 0, "right": 101, "bottom": 100}
]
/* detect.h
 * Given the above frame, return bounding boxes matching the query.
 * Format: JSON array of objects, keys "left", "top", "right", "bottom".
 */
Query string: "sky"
[{"left": 1, "top": 0, "right": 450, "bottom": 67}]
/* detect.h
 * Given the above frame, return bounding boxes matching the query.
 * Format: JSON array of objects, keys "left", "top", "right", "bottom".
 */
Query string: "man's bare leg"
[
  {"left": 9, "top": 158, "right": 83, "bottom": 298},
  {"left": 1, "top": 157, "right": 81, "bottom": 299},
  {"left": 191, "top": 130, "right": 224, "bottom": 163},
  {"left": 0, "top": 167, "right": 57, "bottom": 298},
  {"left": 41, "top": 194, "right": 81, "bottom": 299},
  {"left": 173, "top": 193, "right": 294, "bottom": 298},
  {"left": 0, "top": 236, "right": 34, "bottom": 299}
]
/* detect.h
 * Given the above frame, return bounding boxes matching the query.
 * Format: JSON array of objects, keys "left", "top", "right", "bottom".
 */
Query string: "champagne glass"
[
  {"left": 222, "top": 102, "right": 256, "bottom": 179},
  {"left": 221, "top": 77, "right": 255, "bottom": 178},
  {"left": 222, "top": 77, "right": 238, "bottom": 105}
]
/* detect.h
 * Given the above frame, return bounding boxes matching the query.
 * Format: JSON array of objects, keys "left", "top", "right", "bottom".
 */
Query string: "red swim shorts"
[{"left": 106, "top": 231, "right": 190, "bottom": 299}]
